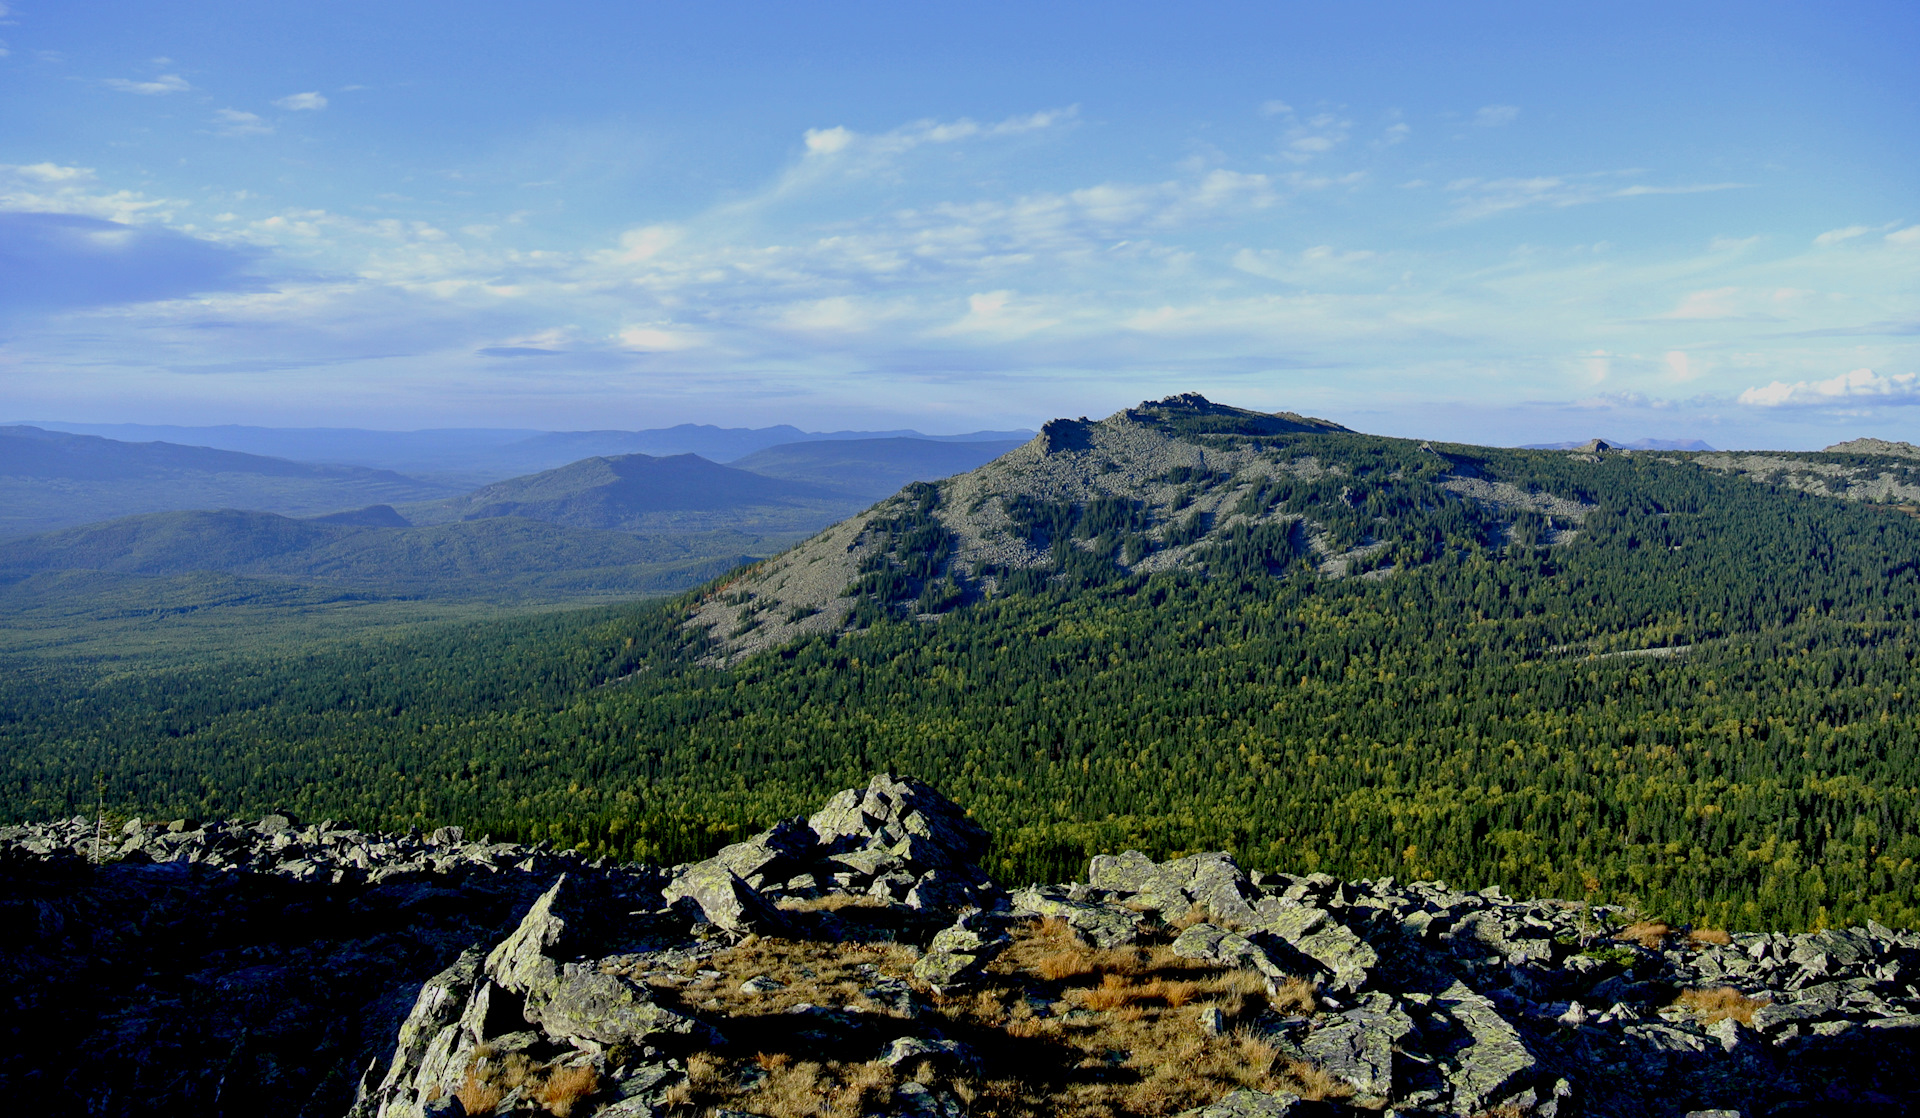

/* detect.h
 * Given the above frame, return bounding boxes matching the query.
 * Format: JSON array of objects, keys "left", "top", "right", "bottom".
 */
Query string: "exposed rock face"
[{"left": 7, "top": 782, "right": 1920, "bottom": 1117}]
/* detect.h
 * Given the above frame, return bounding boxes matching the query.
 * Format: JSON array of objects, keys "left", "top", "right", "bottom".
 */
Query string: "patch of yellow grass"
[
  {"left": 455, "top": 1048, "right": 599, "bottom": 1117},
  {"left": 642, "top": 914, "right": 1331, "bottom": 1117},
  {"left": 1687, "top": 927, "right": 1733, "bottom": 946},
  {"left": 1674, "top": 985, "right": 1771, "bottom": 1026},
  {"left": 1615, "top": 921, "right": 1671, "bottom": 949}
]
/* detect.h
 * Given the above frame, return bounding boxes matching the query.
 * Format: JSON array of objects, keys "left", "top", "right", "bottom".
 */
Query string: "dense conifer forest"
[{"left": 5, "top": 429, "right": 1920, "bottom": 932}]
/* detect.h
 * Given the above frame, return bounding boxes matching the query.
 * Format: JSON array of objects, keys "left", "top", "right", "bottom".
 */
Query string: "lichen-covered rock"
[
  {"left": 662, "top": 862, "right": 787, "bottom": 935},
  {"left": 1011, "top": 886, "right": 1148, "bottom": 948},
  {"left": 1297, "top": 993, "right": 1414, "bottom": 1100},
  {"left": 913, "top": 911, "right": 1010, "bottom": 994},
  {"left": 1436, "top": 980, "right": 1538, "bottom": 1114},
  {"left": 1252, "top": 899, "right": 1376, "bottom": 993},
  {"left": 482, "top": 875, "right": 574, "bottom": 1012},
  {"left": 1175, "top": 1088, "right": 1303, "bottom": 1117},
  {"left": 535, "top": 967, "right": 704, "bottom": 1046},
  {"left": 1171, "top": 922, "right": 1292, "bottom": 984},
  {"left": 808, "top": 772, "right": 987, "bottom": 871}
]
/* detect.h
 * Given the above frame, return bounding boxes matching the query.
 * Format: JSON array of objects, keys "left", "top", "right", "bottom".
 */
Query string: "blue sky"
[{"left": 0, "top": 1, "right": 1914, "bottom": 446}]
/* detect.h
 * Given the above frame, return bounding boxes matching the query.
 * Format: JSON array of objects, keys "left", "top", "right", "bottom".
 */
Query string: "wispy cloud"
[
  {"left": 1446, "top": 172, "right": 1746, "bottom": 221},
  {"left": 103, "top": 73, "right": 190, "bottom": 95},
  {"left": 1740, "top": 368, "right": 1920, "bottom": 407},
  {"left": 0, "top": 162, "right": 180, "bottom": 222},
  {"left": 213, "top": 109, "right": 273, "bottom": 137},
  {"left": 1474, "top": 104, "right": 1520, "bottom": 127},
  {"left": 273, "top": 91, "right": 327, "bottom": 111}
]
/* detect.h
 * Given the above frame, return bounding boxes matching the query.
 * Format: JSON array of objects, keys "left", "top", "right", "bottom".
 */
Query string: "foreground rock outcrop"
[{"left": 6, "top": 777, "right": 1920, "bottom": 1117}]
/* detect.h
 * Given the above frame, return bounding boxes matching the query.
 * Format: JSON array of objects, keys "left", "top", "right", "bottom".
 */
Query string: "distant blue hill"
[
  {"left": 14, "top": 420, "right": 1036, "bottom": 483},
  {"left": 1520, "top": 437, "right": 1715, "bottom": 451}
]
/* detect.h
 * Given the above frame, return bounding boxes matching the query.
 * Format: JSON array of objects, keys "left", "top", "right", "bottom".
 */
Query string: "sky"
[{"left": 0, "top": 1, "right": 1914, "bottom": 446}]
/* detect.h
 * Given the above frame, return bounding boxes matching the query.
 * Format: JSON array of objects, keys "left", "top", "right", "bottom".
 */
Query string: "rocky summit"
[{"left": 5, "top": 777, "right": 1919, "bottom": 1117}]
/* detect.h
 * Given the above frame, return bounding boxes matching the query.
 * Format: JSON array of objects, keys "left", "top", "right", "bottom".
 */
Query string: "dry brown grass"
[
  {"left": 1615, "top": 921, "right": 1672, "bottom": 949},
  {"left": 455, "top": 1047, "right": 599, "bottom": 1118},
  {"left": 777, "top": 892, "right": 890, "bottom": 913},
  {"left": 1674, "top": 985, "right": 1771, "bottom": 1026},
  {"left": 1687, "top": 927, "right": 1733, "bottom": 946},
  {"left": 642, "top": 916, "right": 1335, "bottom": 1117},
  {"left": 535, "top": 1064, "right": 600, "bottom": 1118},
  {"left": 454, "top": 1071, "right": 504, "bottom": 1117}
]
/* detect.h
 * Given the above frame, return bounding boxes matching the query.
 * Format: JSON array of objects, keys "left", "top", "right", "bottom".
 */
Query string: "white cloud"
[
  {"left": 273, "top": 91, "right": 328, "bottom": 111},
  {"left": 932, "top": 290, "right": 1059, "bottom": 339},
  {"left": 1739, "top": 368, "right": 1920, "bottom": 407},
  {"left": 214, "top": 109, "right": 273, "bottom": 137},
  {"left": 1259, "top": 100, "right": 1293, "bottom": 116},
  {"left": 1447, "top": 173, "right": 1746, "bottom": 221},
  {"left": 803, "top": 126, "right": 853, "bottom": 155},
  {"left": 802, "top": 108, "right": 1074, "bottom": 161},
  {"left": 104, "top": 73, "right": 190, "bottom": 95},
  {"left": 1664, "top": 350, "right": 1701, "bottom": 381},
  {"left": 1380, "top": 121, "right": 1411, "bottom": 146},
  {"left": 616, "top": 324, "right": 700, "bottom": 351},
  {"left": 1889, "top": 226, "right": 1920, "bottom": 247},
  {"left": 0, "top": 162, "right": 179, "bottom": 222},
  {"left": 1474, "top": 104, "right": 1520, "bottom": 127},
  {"left": 1814, "top": 225, "right": 1872, "bottom": 247}
]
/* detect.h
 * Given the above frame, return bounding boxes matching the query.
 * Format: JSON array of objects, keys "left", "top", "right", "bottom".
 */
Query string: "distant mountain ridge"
[
  {"left": 14, "top": 420, "right": 1035, "bottom": 482},
  {"left": 0, "top": 426, "right": 459, "bottom": 538},
  {"left": 1519, "top": 436, "right": 1715, "bottom": 451}
]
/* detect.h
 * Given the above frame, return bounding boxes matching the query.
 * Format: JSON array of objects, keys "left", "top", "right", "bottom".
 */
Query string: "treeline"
[{"left": 4, "top": 441, "right": 1920, "bottom": 932}]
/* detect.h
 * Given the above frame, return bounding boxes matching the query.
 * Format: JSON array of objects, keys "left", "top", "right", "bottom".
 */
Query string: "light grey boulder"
[
  {"left": 1175, "top": 1088, "right": 1302, "bottom": 1117},
  {"left": 809, "top": 773, "right": 988, "bottom": 872},
  {"left": 535, "top": 966, "right": 704, "bottom": 1046},
  {"left": 483, "top": 876, "right": 573, "bottom": 1013},
  {"left": 881, "top": 1035, "right": 973, "bottom": 1068},
  {"left": 1253, "top": 898, "right": 1377, "bottom": 993},
  {"left": 1436, "top": 980, "right": 1537, "bottom": 1115},
  {"left": 1298, "top": 992, "right": 1415, "bottom": 1100},
  {"left": 1011, "top": 887, "right": 1148, "bottom": 948},
  {"left": 1171, "top": 922, "right": 1292, "bottom": 984},
  {"left": 663, "top": 862, "right": 787, "bottom": 936},
  {"left": 913, "top": 911, "right": 1010, "bottom": 994}
]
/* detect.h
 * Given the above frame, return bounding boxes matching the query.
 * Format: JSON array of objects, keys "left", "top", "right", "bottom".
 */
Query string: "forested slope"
[{"left": 5, "top": 398, "right": 1920, "bottom": 933}]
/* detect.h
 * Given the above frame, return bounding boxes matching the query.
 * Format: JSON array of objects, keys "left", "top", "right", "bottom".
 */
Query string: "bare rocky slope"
[
  {"left": 5, "top": 776, "right": 1917, "bottom": 1117},
  {"left": 686, "top": 395, "right": 1594, "bottom": 663}
]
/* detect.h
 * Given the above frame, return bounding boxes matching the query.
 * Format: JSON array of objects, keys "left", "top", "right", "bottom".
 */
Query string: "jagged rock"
[
  {"left": 663, "top": 862, "right": 787, "bottom": 935},
  {"left": 892, "top": 1081, "right": 968, "bottom": 1118},
  {"left": 882, "top": 1036, "right": 973, "bottom": 1068},
  {"left": 1171, "top": 922, "right": 1291, "bottom": 984},
  {"left": 483, "top": 876, "right": 575, "bottom": 1012},
  {"left": 1010, "top": 886, "right": 1147, "bottom": 948},
  {"left": 535, "top": 967, "right": 704, "bottom": 1046},
  {"left": 739, "top": 975, "right": 786, "bottom": 994},
  {"left": 808, "top": 772, "right": 988, "bottom": 871},
  {"left": 1436, "top": 980, "right": 1538, "bottom": 1114},
  {"left": 913, "top": 911, "right": 1010, "bottom": 994},
  {"left": 1252, "top": 899, "right": 1376, "bottom": 993},
  {"left": 700, "top": 817, "right": 818, "bottom": 888},
  {"left": 1296, "top": 993, "right": 1415, "bottom": 1100},
  {"left": 1176, "top": 1088, "right": 1303, "bottom": 1117}
]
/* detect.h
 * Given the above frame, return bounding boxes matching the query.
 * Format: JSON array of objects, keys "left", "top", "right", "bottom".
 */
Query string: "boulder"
[
  {"left": 535, "top": 967, "right": 704, "bottom": 1047},
  {"left": 1253, "top": 899, "right": 1376, "bottom": 993},
  {"left": 1011, "top": 887, "right": 1148, "bottom": 948},
  {"left": 1436, "top": 980, "right": 1537, "bottom": 1115},
  {"left": 663, "top": 862, "right": 787, "bottom": 936},
  {"left": 913, "top": 911, "right": 1011, "bottom": 994},
  {"left": 1176, "top": 1089, "right": 1303, "bottom": 1117}
]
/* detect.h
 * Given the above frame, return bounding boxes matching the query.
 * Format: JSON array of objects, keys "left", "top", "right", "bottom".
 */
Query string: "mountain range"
[
  {"left": 11, "top": 420, "right": 1032, "bottom": 484},
  {"left": 10, "top": 393, "right": 1920, "bottom": 938}
]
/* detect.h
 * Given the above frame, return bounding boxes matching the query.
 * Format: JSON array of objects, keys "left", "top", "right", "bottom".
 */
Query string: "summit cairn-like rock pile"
[{"left": 7, "top": 775, "right": 1920, "bottom": 1117}]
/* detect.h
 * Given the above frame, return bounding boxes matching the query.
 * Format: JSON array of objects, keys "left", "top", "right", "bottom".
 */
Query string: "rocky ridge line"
[{"left": 6, "top": 775, "right": 1920, "bottom": 1117}]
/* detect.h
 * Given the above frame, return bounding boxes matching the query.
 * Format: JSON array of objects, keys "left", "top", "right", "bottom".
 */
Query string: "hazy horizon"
[{"left": 1, "top": 2, "right": 1914, "bottom": 451}]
